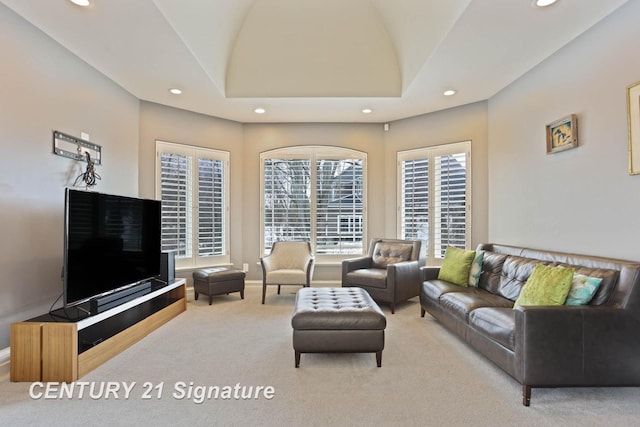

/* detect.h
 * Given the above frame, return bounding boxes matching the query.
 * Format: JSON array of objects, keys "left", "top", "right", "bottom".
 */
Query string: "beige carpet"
[{"left": 1, "top": 285, "right": 639, "bottom": 426}]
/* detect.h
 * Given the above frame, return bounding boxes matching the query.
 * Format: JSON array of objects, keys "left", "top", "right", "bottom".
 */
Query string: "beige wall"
[
  {"left": 487, "top": 0, "right": 640, "bottom": 259},
  {"left": 0, "top": 4, "right": 139, "bottom": 348}
]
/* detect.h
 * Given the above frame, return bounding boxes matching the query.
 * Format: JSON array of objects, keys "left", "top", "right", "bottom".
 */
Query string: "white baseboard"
[{"left": 0, "top": 347, "right": 10, "bottom": 381}]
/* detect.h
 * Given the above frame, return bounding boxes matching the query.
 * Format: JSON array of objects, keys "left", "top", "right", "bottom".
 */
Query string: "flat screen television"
[{"left": 63, "top": 188, "right": 161, "bottom": 308}]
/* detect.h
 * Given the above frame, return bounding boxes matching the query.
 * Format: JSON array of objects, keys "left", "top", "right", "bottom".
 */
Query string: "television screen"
[{"left": 64, "top": 188, "right": 161, "bottom": 307}]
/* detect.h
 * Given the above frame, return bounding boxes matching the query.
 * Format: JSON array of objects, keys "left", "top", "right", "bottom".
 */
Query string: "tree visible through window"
[
  {"left": 398, "top": 141, "right": 470, "bottom": 263},
  {"left": 261, "top": 147, "right": 366, "bottom": 256}
]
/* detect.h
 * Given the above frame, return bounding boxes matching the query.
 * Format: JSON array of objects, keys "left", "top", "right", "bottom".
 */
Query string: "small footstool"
[
  {"left": 193, "top": 267, "right": 246, "bottom": 305},
  {"left": 291, "top": 287, "right": 386, "bottom": 367}
]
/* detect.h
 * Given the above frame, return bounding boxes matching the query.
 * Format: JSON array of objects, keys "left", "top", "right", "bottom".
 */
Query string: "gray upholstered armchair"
[
  {"left": 342, "top": 238, "right": 421, "bottom": 313},
  {"left": 261, "top": 241, "right": 315, "bottom": 304}
]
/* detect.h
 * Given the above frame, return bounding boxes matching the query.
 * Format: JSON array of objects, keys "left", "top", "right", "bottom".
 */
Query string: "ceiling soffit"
[{"left": 226, "top": 0, "right": 399, "bottom": 98}]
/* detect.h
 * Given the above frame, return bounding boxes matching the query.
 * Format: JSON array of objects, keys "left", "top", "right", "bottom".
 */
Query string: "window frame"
[
  {"left": 260, "top": 146, "right": 367, "bottom": 260},
  {"left": 397, "top": 141, "right": 471, "bottom": 265},
  {"left": 155, "top": 140, "right": 230, "bottom": 269}
]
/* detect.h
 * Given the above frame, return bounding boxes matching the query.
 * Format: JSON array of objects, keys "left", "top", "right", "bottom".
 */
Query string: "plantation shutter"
[
  {"left": 315, "top": 159, "right": 364, "bottom": 255},
  {"left": 156, "top": 141, "right": 229, "bottom": 267},
  {"left": 433, "top": 152, "right": 467, "bottom": 259},
  {"left": 263, "top": 158, "right": 311, "bottom": 254},
  {"left": 159, "top": 152, "right": 192, "bottom": 258},
  {"left": 197, "top": 157, "right": 225, "bottom": 256},
  {"left": 398, "top": 141, "right": 470, "bottom": 263},
  {"left": 400, "top": 157, "right": 429, "bottom": 254}
]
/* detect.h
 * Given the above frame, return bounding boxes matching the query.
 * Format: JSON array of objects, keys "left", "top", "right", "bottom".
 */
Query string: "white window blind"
[
  {"left": 261, "top": 147, "right": 366, "bottom": 257},
  {"left": 398, "top": 141, "right": 471, "bottom": 263},
  {"left": 263, "top": 158, "right": 311, "bottom": 253},
  {"left": 315, "top": 159, "right": 363, "bottom": 255},
  {"left": 159, "top": 152, "right": 192, "bottom": 258},
  {"left": 433, "top": 152, "right": 467, "bottom": 258},
  {"left": 156, "top": 141, "right": 229, "bottom": 268},
  {"left": 197, "top": 158, "right": 225, "bottom": 257},
  {"left": 400, "top": 157, "right": 429, "bottom": 250}
]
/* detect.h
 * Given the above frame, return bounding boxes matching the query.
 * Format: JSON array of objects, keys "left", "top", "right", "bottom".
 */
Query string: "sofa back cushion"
[
  {"left": 477, "top": 252, "right": 507, "bottom": 294},
  {"left": 371, "top": 242, "right": 414, "bottom": 269},
  {"left": 552, "top": 264, "right": 619, "bottom": 305},
  {"left": 499, "top": 256, "right": 554, "bottom": 301},
  {"left": 478, "top": 245, "right": 623, "bottom": 305}
]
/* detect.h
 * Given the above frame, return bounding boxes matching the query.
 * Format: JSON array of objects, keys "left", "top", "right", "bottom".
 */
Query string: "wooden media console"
[{"left": 10, "top": 279, "right": 186, "bottom": 382}]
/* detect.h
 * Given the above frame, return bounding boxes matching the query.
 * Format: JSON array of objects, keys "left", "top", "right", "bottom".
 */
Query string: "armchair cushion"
[
  {"left": 266, "top": 269, "right": 309, "bottom": 285},
  {"left": 371, "top": 242, "right": 414, "bottom": 269},
  {"left": 346, "top": 268, "right": 388, "bottom": 289}
]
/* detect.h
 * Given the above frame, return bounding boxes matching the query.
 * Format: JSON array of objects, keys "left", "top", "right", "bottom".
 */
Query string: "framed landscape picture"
[
  {"left": 546, "top": 114, "right": 578, "bottom": 154},
  {"left": 628, "top": 81, "right": 640, "bottom": 175}
]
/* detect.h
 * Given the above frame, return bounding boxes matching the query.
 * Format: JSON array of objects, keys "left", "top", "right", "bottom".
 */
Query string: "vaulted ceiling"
[{"left": 1, "top": 0, "right": 629, "bottom": 122}]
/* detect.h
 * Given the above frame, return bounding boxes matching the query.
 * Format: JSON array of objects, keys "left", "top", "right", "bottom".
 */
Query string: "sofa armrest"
[
  {"left": 342, "top": 257, "right": 372, "bottom": 285},
  {"left": 515, "top": 305, "right": 640, "bottom": 386},
  {"left": 342, "top": 257, "right": 372, "bottom": 273},
  {"left": 421, "top": 266, "right": 440, "bottom": 281}
]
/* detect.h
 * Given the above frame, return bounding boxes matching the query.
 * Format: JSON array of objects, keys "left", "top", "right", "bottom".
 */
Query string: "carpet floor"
[{"left": 1, "top": 285, "right": 639, "bottom": 426}]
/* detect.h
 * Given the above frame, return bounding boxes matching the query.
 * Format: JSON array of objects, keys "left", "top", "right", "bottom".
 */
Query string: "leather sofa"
[
  {"left": 342, "top": 238, "right": 421, "bottom": 313},
  {"left": 420, "top": 243, "right": 640, "bottom": 406}
]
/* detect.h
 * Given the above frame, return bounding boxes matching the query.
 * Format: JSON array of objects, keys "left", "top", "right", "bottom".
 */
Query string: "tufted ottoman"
[
  {"left": 291, "top": 287, "right": 386, "bottom": 367},
  {"left": 193, "top": 267, "right": 245, "bottom": 305}
]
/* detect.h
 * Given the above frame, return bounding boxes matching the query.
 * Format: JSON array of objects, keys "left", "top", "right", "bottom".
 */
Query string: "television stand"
[{"left": 10, "top": 279, "right": 186, "bottom": 382}]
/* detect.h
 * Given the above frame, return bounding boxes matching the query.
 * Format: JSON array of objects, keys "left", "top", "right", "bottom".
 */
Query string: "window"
[
  {"left": 261, "top": 147, "right": 366, "bottom": 257},
  {"left": 156, "top": 141, "right": 229, "bottom": 269},
  {"left": 398, "top": 141, "right": 471, "bottom": 263}
]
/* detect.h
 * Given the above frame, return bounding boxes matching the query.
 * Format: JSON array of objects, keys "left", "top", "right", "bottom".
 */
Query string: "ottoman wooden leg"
[
  {"left": 240, "top": 289, "right": 245, "bottom": 299},
  {"left": 295, "top": 351, "right": 301, "bottom": 368},
  {"left": 376, "top": 351, "right": 382, "bottom": 367}
]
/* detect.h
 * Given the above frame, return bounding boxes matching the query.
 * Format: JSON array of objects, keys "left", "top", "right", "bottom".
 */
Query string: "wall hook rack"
[{"left": 53, "top": 130, "right": 102, "bottom": 165}]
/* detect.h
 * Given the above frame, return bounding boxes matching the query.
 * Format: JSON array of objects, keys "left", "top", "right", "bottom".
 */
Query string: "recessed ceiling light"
[
  {"left": 533, "top": 0, "right": 557, "bottom": 7},
  {"left": 444, "top": 89, "right": 456, "bottom": 96},
  {"left": 169, "top": 88, "right": 182, "bottom": 95},
  {"left": 254, "top": 108, "right": 266, "bottom": 114},
  {"left": 70, "top": 0, "right": 91, "bottom": 6},
  {"left": 362, "top": 108, "right": 372, "bottom": 114}
]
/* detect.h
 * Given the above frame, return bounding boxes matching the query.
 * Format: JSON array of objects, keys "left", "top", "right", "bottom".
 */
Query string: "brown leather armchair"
[{"left": 342, "top": 238, "right": 421, "bottom": 313}]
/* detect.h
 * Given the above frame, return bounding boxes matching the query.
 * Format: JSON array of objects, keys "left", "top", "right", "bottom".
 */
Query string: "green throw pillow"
[
  {"left": 513, "top": 264, "right": 574, "bottom": 308},
  {"left": 438, "top": 246, "right": 476, "bottom": 287}
]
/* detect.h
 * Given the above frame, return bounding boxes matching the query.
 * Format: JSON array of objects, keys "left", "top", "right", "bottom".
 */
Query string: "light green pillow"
[
  {"left": 514, "top": 264, "right": 574, "bottom": 308},
  {"left": 438, "top": 246, "right": 476, "bottom": 287},
  {"left": 565, "top": 273, "right": 602, "bottom": 306},
  {"left": 468, "top": 250, "right": 484, "bottom": 287}
]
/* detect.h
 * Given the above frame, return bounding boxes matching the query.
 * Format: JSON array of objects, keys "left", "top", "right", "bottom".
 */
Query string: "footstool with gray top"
[
  {"left": 193, "top": 267, "right": 245, "bottom": 305},
  {"left": 291, "top": 287, "right": 386, "bottom": 367}
]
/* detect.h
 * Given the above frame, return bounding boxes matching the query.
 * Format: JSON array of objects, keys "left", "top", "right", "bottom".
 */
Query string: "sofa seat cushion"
[
  {"left": 346, "top": 268, "right": 387, "bottom": 289},
  {"left": 468, "top": 307, "right": 516, "bottom": 351},
  {"left": 439, "top": 290, "right": 514, "bottom": 322},
  {"left": 422, "top": 280, "right": 476, "bottom": 301}
]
